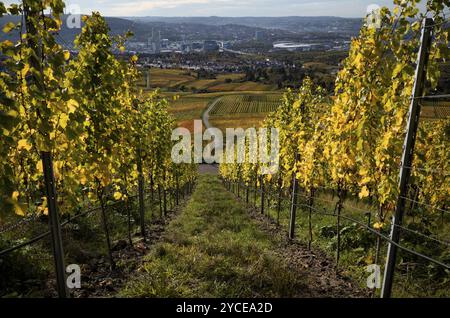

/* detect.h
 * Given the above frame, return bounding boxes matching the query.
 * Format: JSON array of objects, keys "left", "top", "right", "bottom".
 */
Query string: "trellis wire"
[
  {"left": 0, "top": 186, "right": 187, "bottom": 257},
  {"left": 400, "top": 196, "right": 450, "bottom": 215},
  {"left": 292, "top": 202, "right": 450, "bottom": 269},
  {"left": 261, "top": 182, "right": 449, "bottom": 246},
  {"left": 225, "top": 178, "right": 450, "bottom": 270}
]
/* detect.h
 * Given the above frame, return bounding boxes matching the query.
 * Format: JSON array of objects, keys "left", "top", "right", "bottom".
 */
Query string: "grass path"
[{"left": 119, "top": 174, "right": 365, "bottom": 298}]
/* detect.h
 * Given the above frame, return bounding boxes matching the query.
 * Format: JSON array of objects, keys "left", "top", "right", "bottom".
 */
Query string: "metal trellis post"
[
  {"left": 42, "top": 152, "right": 69, "bottom": 298},
  {"left": 137, "top": 149, "right": 146, "bottom": 240},
  {"left": 289, "top": 155, "right": 300, "bottom": 239},
  {"left": 260, "top": 175, "right": 265, "bottom": 215},
  {"left": 381, "top": 18, "right": 434, "bottom": 298}
]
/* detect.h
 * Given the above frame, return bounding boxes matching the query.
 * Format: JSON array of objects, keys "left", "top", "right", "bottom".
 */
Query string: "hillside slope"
[{"left": 119, "top": 174, "right": 366, "bottom": 298}]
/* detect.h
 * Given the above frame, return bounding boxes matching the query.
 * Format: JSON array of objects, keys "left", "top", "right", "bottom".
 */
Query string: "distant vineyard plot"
[
  {"left": 166, "top": 94, "right": 213, "bottom": 132},
  {"left": 139, "top": 68, "right": 277, "bottom": 92},
  {"left": 168, "top": 95, "right": 211, "bottom": 121},
  {"left": 210, "top": 94, "right": 282, "bottom": 116}
]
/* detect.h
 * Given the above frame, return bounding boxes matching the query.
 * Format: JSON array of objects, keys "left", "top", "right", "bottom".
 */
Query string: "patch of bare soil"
[
  {"left": 198, "top": 164, "right": 219, "bottom": 175},
  {"left": 44, "top": 200, "right": 188, "bottom": 298},
  {"left": 246, "top": 204, "right": 369, "bottom": 298}
]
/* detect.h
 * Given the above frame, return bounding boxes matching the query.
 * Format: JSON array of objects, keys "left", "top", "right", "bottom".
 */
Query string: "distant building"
[
  {"left": 161, "top": 39, "right": 169, "bottom": 48},
  {"left": 148, "top": 29, "right": 161, "bottom": 54},
  {"left": 273, "top": 42, "right": 316, "bottom": 52},
  {"left": 192, "top": 42, "right": 203, "bottom": 51},
  {"left": 203, "top": 40, "right": 220, "bottom": 53},
  {"left": 181, "top": 43, "right": 191, "bottom": 53},
  {"left": 147, "top": 28, "right": 154, "bottom": 48},
  {"left": 255, "top": 31, "right": 264, "bottom": 41}
]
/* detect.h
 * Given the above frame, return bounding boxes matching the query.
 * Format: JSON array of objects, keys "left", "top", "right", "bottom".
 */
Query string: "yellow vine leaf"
[
  {"left": 361, "top": 176, "right": 372, "bottom": 184},
  {"left": 12, "top": 191, "right": 19, "bottom": 200},
  {"left": 17, "top": 139, "right": 32, "bottom": 151},
  {"left": 36, "top": 161, "right": 43, "bottom": 173},
  {"left": 353, "top": 53, "right": 363, "bottom": 69},
  {"left": 63, "top": 50, "right": 70, "bottom": 61},
  {"left": 2, "top": 22, "right": 15, "bottom": 33},
  {"left": 80, "top": 175, "right": 87, "bottom": 185},
  {"left": 365, "top": 254, "right": 374, "bottom": 265},
  {"left": 14, "top": 203, "right": 26, "bottom": 216},
  {"left": 37, "top": 197, "right": 48, "bottom": 216},
  {"left": 21, "top": 64, "right": 30, "bottom": 78},
  {"left": 373, "top": 222, "right": 384, "bottom": 230},
  {"left": 12, "top": 192, "right": 27, "bottom": 216},
  {"left": 392, "top": 63, "right": 403, "bottom": 78},
  {"left": 359, "top": 186, "right": 370, "bottom": 199},
  {"left": 2, "top": 40, "right": 13, "bottom": 47},
  {"left": 59, "top": 113, "right": 69, "bottom": 129}
]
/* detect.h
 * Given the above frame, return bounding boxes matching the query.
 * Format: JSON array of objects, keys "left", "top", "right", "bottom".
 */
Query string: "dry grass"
[
  {"left": 139, "top": 68, "right": 277, "bottom": 93},
  {"left": 146, "top": 68, "right": 196, "bottom": 88}
]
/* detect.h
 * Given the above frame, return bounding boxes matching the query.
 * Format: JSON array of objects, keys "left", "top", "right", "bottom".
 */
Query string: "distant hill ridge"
[
  {"left": 0, "top": 15, "right": 362, "bottom": 45},
  {"left": 126, "top": 16, "right": 363, "bottom": 33}
]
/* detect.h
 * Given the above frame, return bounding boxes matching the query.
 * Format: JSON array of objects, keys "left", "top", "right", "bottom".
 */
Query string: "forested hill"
[
  {"left": 127, "top": 16, "right": 363, "bottom": 35},
  {"left": 0, "top": 15, "right": 361, "bottom": 44}
]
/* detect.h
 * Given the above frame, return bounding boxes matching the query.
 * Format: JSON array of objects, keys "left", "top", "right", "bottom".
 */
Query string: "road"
[
  {"left": 202, "top": 97, "right": 222, "bottom": 129},
  {"left": 222, "top": 48, "right": 253, "bottom": 56}
]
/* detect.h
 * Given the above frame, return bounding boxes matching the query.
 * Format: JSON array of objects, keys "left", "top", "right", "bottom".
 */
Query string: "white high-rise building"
[{"left": 148, "top": 28, "right": 161, "bottom": 54}]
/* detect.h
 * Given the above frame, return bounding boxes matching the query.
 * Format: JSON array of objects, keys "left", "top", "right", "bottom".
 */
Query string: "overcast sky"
[{"left": 3, "top": 0, "right": 422, "bottom": 18}]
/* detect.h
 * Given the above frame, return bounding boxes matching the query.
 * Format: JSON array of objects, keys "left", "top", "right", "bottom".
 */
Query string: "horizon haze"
[{"left": 1, "top": 0, "right": 426, "bottom": 18}]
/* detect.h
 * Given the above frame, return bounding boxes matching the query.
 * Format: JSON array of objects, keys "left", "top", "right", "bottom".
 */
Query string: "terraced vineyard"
[{"left": 209, "top": 94, "right": 282, "bottom": 116}]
